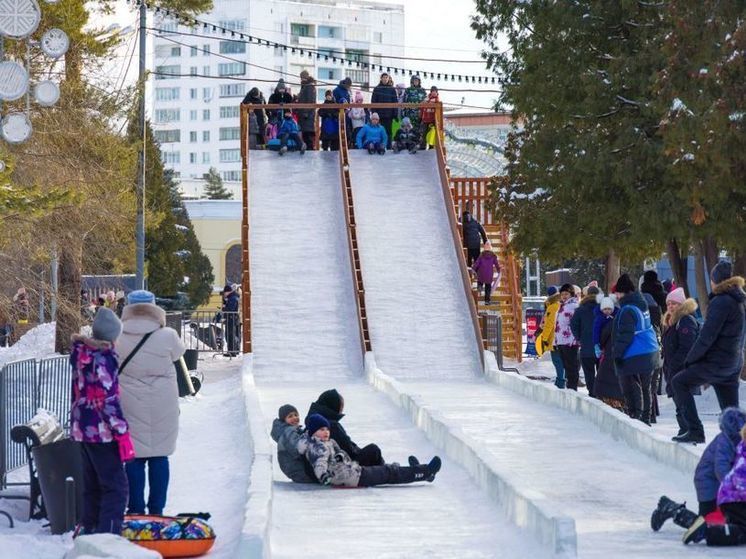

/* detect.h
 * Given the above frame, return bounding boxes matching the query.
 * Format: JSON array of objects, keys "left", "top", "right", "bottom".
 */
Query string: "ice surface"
[
  {"left": 250, "top": 151, "right": 363, "bottom": 380},
  {"left": 348, "top": 150, "right": 481, "bottom": 380}
]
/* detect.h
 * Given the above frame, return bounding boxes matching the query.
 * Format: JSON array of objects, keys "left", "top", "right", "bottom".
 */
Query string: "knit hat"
[
  {"left": 370, "top": 112, "right": 380, "bottom": 121},
  {"left": 127, "top": 289, "right": 155, "bottom": 305},
  {"left": 223, "top": 284, "right": 234, "bottom": 294},
  {"left": 275, "top": 79, "right": 286, "bottom": 91},
  {"left": 662, "top": 279, "right": 675, "bottom": 293},
  {"left": 92, "top": 307, "right": 122, "bottom": 342},
  {"left": 278, "top": 404, "right": 298, "bottom": 421},
  {"left": 559, "top": 283, "right": 574, "bottom": 295},
  {"left": 299, "top": 70, "right": 310, "bottom": 81},
  {"left": 711, "top": 260, "right": 733, "bottom": 284},
  {"left": 305, "top": 413, "right": 330, "bottom": 437},
  {"left": 316, "top": 389, "right": 342, "bottom": 413},
  {"left": 598, "top": 295, "right": 615, "bottom": 312},
  {"left": 546, "top": 285, "right": 558, "bottom": 296},
  {"left": 643, "top": 270, "right": 659, "bottom": 283},
  {"left": 666, "top": 287, "right": 686, "bottom": 305},
  {"left": 586, "top": 286, "right": 600, "bottom": 296},
  {"left": 341, "top": 77, "right": 352, "bottom": 87},
  {"left": 401, "top": 116, "right": 412, "bottom": 127},
  {"left": 614, "top": 274, "right": 636, "bottom": 294}
]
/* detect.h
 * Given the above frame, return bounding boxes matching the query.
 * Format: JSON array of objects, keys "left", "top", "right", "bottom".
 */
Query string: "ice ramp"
[
  {"left": 348, "top": 150, "right": 482, "bottom": 380},
  {"left": 249, "top": 151, "right": 363, "bottom": 380}
]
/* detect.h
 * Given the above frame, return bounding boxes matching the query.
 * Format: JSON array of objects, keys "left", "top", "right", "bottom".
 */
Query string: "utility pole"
[{"left": 135, "top": 1, "right": 147, "bottom": 289}]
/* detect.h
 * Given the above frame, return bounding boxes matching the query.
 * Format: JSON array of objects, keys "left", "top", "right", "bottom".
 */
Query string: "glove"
[
  {"left": 116, "top": 433, "right": 136, "bottom": 463},
  {"left": 319, "top": 474, "right": 332, "bottom": 486},
  {"left": 594, "top": 344, "right": 602, "bottom": 359}
]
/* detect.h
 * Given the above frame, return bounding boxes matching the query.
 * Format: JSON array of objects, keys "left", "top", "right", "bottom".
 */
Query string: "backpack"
[{"left": 617, "top": 305, "right": 659, "bottom": 359}]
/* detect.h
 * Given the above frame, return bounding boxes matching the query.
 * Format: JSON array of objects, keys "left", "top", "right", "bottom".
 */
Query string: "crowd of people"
[{"left": 241, "top": 72, "right": 442, "bottom": 155}]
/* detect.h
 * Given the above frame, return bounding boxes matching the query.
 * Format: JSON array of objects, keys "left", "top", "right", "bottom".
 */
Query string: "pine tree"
[{"left": 203, "top": 167, "right": 233, "bottom": 199}]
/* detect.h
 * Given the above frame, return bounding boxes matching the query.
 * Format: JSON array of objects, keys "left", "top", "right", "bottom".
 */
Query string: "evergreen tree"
[{"left": 203, "top": 167, "right": 233, "bottom": 199}]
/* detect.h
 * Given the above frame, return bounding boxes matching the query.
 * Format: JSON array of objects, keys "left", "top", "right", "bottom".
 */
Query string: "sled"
[{"left": 122, "top": 514, "right": 216, "bottom": 558}]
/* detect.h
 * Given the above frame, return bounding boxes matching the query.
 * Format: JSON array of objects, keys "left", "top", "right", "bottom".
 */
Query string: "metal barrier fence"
[
  {"left": 480, "top": 312, "right": 519, "bottom": 374},
  {"left": 0, "top": 356, "right": 72, "bottom": 489},
  {"left": 166, "top": 310, "right": 242, "bottom": 355}
]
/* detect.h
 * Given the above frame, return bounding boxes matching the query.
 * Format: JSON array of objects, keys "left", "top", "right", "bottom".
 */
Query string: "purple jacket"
[
  {"left": 472, "top": 251, "right": 500, "bottom": 285},
  {"left": 718, "top": 439, "right": 746, "bottom": 506},
  {"left": 701, "top": 407, "right": 746, "bottom": 505},
  {"left": 69, "top": 336, "right": 129, "bottom": 444}
]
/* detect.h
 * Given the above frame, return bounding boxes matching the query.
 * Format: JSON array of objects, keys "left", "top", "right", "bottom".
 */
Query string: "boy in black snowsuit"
[{"left": 393, "top": 116, "right": 420, "bottom": 154}]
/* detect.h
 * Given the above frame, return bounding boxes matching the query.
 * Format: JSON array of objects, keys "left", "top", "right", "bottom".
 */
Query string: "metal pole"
[
  {"left": 135, "top": 1, "right": 147, "bottom": 289},
  {"left": 50, "top": 250, "right": 58, "bottom": 321}
]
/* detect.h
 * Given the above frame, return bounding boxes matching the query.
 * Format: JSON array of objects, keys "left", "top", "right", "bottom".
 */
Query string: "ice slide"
[
  {"left": 249, "top": 150, "right": 363, "bottom": 380},
  {"left": 348, "top": 150, "right": 482, "bottom": 380}
]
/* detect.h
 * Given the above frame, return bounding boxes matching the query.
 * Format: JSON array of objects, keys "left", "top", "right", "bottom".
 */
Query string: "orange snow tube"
[{"left": 122, "top": 514, "right": 216, "bottom": 558}]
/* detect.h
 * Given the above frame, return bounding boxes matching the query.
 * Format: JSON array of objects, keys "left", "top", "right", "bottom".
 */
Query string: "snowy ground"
[
  {"left": 0, "top": 357, "right": 249, "bottom": 559},
  {"left": 349, "top": 150, "right": 482, "bottom": 380},
  {"left": 256, "top": 380, "right": 548, "bottom": 559},
  {"left": 0, "top": 322, "right": 57, "bottom": 367}
]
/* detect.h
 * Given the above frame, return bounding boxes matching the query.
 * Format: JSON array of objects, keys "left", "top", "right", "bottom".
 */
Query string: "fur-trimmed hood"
[
  {"left": 121, "top": 302, "right": 166, "bottom": 334},
  {"left": 712, "top": 276, "right": 746, "bottom": 300},
  {"left": 663, "top": 298, "right": 698, "bottom": 329},
  {"left": 70, "top": 334, "right": 114, "bottom": 352},
  {"left": 545, "top": 293, "right": 561, "bottom": 307}
]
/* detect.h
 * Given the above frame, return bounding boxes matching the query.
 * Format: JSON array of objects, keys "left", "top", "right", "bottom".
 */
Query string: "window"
[
  {"left": 189, "top": 131, "right": 197, "bottom": 142},
  {"left": 155, "top": 65, "right": 180, "bottom": 79},
  {"left": 218, "top": 62, "right": 246, "bottom": 76},
  {"left": 225, "top": 244, "right": 242, "bottom": 284},
  {"left": 219, "top": 83, "right": 245, "bottom": 97},
  {"left": 154, "top": 129, "right": 180, "bottom": 143},
  {"left": 203, "top": 66, "right": 210, "bottom": 76},
  {"left": 219, "top": 19, "right": 246, "bottom": 31},
  {"left": 219, "top": 149, "right": 241, "bottom": 163},
  {"left": 373, "top": 32, "right": 383, "bottom": 43},
  {"left": 203, "top": 131, "right": 210, "bottom": 142},
  {"left": 161, "top": 150, "right": 181, "bottom": 164},
  {"left": 203, "top": 87, "right": 212, "bottom": 100},
  {"left": 318, "top": 48, "right": 341, "bottom": 60},
  {"left": 155, "top": 45, "right": 180, "bottom": 58},
  {"left": 189, "top": 152, "right": 197, "bottom": 163},
  {"left": 202, "top": 152, "right": 210, "bottom": 164},
  {"left": 190, "top": 66, "right": 198, "bottom": 76},
  {"left": 318, "top": 26, "right": 340, "bottom": 39},
  {"left": 154, "top": 109, "right": 180, "bottom": 123},
  {"left": 203, "top": 110, "right": 210, "bottom": 121},
  {"left": 291, "top": 23, "right": 311, "bottom": 37},
  {"left": 189, "top": 110, "right": 198, "bottom": 121},
  {"left": 219, "top": 127, "right": 240, "bottom": 141},
  {"left": 222, "top": 170, "right": 241, "bottom": 181},
  {"left": 203, "top": 44, "right": 210, "bottom": 55},
  {"left": 346, "top": 49, "right": 367, "bottom": 64},
  {"left": 220, "top": 41, "right": 246, "bottom": 54},
  {"left": 159, "top": 20, "right": 178, "bottom": 34},
  {"left": 190, "top": 45, "right": 198, "bottom": 57},
  {"left": 319, "top": 67, "right": 339, "bottom": 80},
  {"left": 155, "top": 87, "right": 180, "bottom": 101},
  {"left": 220, "top": 106, "right": 240, "bottom": 119},
  {"left": 274, "top": 46, "right": 283, "bottom": 57},
  {"left": 190, "top": 88, "right": 197, "bottom": 100}
]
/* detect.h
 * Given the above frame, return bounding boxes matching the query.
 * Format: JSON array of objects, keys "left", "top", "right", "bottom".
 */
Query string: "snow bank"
[
  {"left": 237, "top": 355, "right": 273, "bottom": 559},
  {"left": 485, "top": 355, "right": 701, "bottom": 475},
  {"left": 0, "top": 322, "right": 57, "bottom": 367},
  {"left": 64, "top": 534, "right": 160, "bottom": 559},
  {"left": 366, "top": 352, "right": 577, "bottom": 558}
]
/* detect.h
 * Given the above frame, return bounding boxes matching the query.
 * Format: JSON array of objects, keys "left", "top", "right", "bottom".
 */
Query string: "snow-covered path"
[
  {"left": 401, "top": 378, "right": 740, "bottom": 558},
  {"left": 256, "top": 380, "right": 548, "bottom": 558},
  {"left": 250, "top": 151, "right": 363, "bottom": 380},
  {"left": 349, "top": 150, "right": 481, "bottom": 380}
]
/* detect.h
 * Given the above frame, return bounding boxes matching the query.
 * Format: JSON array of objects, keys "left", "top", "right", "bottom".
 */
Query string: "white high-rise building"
[{"left": 150, "top": 0, "right": 405, "bottom": 198}]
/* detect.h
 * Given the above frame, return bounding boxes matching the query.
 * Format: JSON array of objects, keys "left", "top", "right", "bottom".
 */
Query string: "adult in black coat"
[
  {"left": 296, "top": 71, "right": 317, "bottom": 149},
  {"left": 305, "top": 389, "right": 384, "bottom": 466},
  {"left": 641, "top": 270, "right": 668, "bottom": 311},
  {"left": 242, "top": 87, "right": 266, "bottom": 146},
  {"left": 222, "top": 284, "right": 241, "bottom": 356},
  {"left": 267, "top": 79, "right": 293, "bottom": 124},
  {"left": 371, "top": 73, "right": 398, "bottom": 148},
  {"left": 672, "top": 261, "right": 746, "bottom": 443},
  {"left": 594, "top": 308, "right": 625, "bottom": 410},
  {"left": 570, "top": 287, "right": 600, "bottom": 396},
  {"left": 460, "top": 211, "right": 487, "bottom": 266}
]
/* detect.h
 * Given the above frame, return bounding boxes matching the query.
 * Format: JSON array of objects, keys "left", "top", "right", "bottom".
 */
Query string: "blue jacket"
[
  {"left": 356, "top": 123, "right": 388, "bottom": 149},
  {"left": 694, "top": 407, "right": 746, "bottom": 503},
  {"left": 278, "top": 117, "right": 300, "bottom": 136},
  {"left": 333, "top": 83, "right": 351, "bottom": 104},
  {"left": 685, "top": 277, "right": 746, "bottom": 380},
  {"left": 570, "top": 295, "right": 599, "bottom": 357},
  {"left": 223, "top": 291, "right": 239, "bottom": 313},
  {"left": 612, "top": 291, "right": 660, "bottom": 376}
]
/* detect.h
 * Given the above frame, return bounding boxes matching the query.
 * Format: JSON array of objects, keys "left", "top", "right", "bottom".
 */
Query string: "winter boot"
[
  {"left": 703, "top": 523, "right": 746, "bottom": 546},
  {"left": 672, "top": 431, "right": 705, "bottom": 444},
  {"left": 425, "top": 456, "right": 442, "bottom": 482},
  {"left": 682, "top": 515, "right": 707, "bottom": 544},
  {"left": 651, "top": 496, "right": 689, "bottom": 531},
  {"left": 408, "top": 456, "right": 420, "bottom": 467},
  {"left": 673, "top": 508, "right": 699, "bottom": 529},
  {"left": 279, "top": 146, "right": 287, "bottom": 156},
  {"left": 377, "top": 147, "right": 386, "bottom": 155},
  {"left": 300, "top": 143, "right": 307, "bottom": 154},
  {"left": 367, "top": 144, "right": 375, "bottom": 155},
  {"left": 393, "top": 144, "right": 400, "bottom": 153}
]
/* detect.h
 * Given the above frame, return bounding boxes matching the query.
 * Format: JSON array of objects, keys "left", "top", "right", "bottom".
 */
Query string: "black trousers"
[
  {"left": 477, "top": 282, "right": 493, "bottom": 304},
  {"left": 580, "top": 356, "right": 598, "bottom": 397},
  {"left": 354, "top": 443, "right": 384, "bottom": 467},
  {"left": 620, "top": 373, "right": 652, "bottom": 423},
  {"left": 279, "top": 132, "right": 304, "bottom": 149},
  {"left": 466, "top": 247, "right": 480, "bottom": 267},
  {"left": 379, "top": 118, "right": 393, "bottom": 148},
  {"left": 301, "top": 131, "right": 315, "bottom": 149},
  {"left": 358, "top": 463, "right": 419, "bottom": 487},
  {"left": 81, "top": 442, "right": 128, "bottom": 534},
  {"left": 321, "top": 136, "right": 339, "bottom": 151},
  {"left": 699, "top": 499, "right": 717, "bottom": 517},
  {"left": 558, "top": 345, "right": 580, "bottom": 390},
  {"left": 706, "top": 502, "right": 746, "bottom": 546},
  {"left": 673, "top": 367, "right": 740, "bottom": 436}
]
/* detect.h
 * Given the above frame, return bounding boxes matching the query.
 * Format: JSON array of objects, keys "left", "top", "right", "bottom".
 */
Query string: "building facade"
[{"left": 150, "top": 0, "right": 404, "bottom": 198}]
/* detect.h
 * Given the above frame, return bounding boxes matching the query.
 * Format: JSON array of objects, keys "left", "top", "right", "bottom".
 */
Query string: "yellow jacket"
[{"left": 535, "top": 293, "right": 561, "bottom": 356}]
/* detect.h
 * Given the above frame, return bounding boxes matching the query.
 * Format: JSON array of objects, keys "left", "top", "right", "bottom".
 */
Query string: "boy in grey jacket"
[
  {"left": 298, "top": 414, "right": 441, "bottom": 487},
  {"left": 270, "top": 405, "right": 317, "bottom": 484}
]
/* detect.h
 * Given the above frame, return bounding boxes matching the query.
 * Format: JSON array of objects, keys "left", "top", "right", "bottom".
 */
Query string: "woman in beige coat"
[{"left": 118, "top": 290, "right": 185, "bottom": 515}]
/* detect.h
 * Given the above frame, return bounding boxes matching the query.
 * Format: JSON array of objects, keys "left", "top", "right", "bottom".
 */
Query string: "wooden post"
[{"left": 240, "top": 104, "right": 251, "bottom": 353}]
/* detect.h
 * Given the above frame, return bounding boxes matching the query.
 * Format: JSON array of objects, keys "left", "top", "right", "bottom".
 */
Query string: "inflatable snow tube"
[{"left": 122, "top": 514, "right": 216, "bottom": 557}]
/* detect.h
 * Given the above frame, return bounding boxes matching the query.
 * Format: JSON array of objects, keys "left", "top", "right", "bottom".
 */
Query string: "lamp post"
[{"left": 135, "top": 0, "right": 146, "bottom": 289}]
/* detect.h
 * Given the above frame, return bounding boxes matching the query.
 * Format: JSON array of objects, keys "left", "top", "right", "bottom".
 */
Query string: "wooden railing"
[
  {"left": 239, "top": 103, "right": 252, "bottom": 353},
  {"left": 338, "top": 109, "right": 371, "bottom": 355}
]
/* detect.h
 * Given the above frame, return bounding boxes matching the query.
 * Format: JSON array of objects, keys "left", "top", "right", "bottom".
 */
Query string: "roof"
[{"left": 183, "top": 200, "right": 242, "bottom": 221}]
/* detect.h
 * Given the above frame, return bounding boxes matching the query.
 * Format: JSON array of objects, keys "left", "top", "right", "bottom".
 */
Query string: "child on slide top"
[
  {"left": 298, "top": 414, "right": 441, "bottom": 487},
  {"left": 271, "top": 404, "right": 317, "bottom": 484}
]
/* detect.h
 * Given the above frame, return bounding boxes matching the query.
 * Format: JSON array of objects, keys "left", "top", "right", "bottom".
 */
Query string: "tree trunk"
[
  {"left": 55, "top": 244, "right": 82, "bottom": 353},
  {"left": 733, "top": 249, "right": 746, "bottom": 278},
  {"left": 694, "top": 240, "right": 710, "bottom": 318},
  {"left": 605, "top": 249, "right": 620, "bottom": 294},
  {"left": 703, "top": 236, "right": 719, "bottom": 272},
  {"left": 666, "top": 238, "right": 690, "bottom": 296}
]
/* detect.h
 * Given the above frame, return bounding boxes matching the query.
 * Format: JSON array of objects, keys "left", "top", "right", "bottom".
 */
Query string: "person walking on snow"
[
  {"left": 571, "top": 284, "right": 601, "bottom": 396},
  {"left": 554, "top": 283, "right": 580, "bottom": 390},
  {"left": 471, "top": 243, "right": 501, "bottom": 305},
  {"left": 271, "top": 404, "right": 317, "bottom": 484},
  {"left": 355, "top": 112, "right": 388, "bottom": 154},
  {"left": 299, "top": 414, "right": 441, "bottom": 487},
  {"left": 70, "top": 308, "right": 134, "bottom": 535},
  {"left": 277, "top": 110, "right": 307, "bottom": 156},
  {"left": 672, "top": 261, "right": 745, "bottom": 444},
  {"left": 459, "top": 210, "right": 487, "bottom": 267}
]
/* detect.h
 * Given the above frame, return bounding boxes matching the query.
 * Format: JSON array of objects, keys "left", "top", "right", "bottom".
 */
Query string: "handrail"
[
  {"left": 240, "top": 104, "right": 252, "bottom": 353},
  {"left": 241, "top": 102, "right": 435, "bottom": 110},
  {"left": 337, "top": 109, "right": 371, "bottom": 357},
  {"left": 433, "top": 108, "right": 485, "bottom": 370},
  {"left": 501, "top": 222, "right": 523, "bottom": 362}
]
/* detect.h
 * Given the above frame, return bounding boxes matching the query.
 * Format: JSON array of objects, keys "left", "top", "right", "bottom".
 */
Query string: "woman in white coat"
[{"left": 118, "top": 290, "right": 185, "bottom": 515}]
